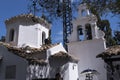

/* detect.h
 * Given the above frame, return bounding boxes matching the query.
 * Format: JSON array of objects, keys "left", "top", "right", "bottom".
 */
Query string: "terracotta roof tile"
[
  {"left": 5, "top": 14, "right": 51, "bottom": 29},
  {"left": 0, "top": 42, "right": 58, "bottom": 54},
  {"left": 27, "top": 58, "right": 47, "bottom": 66},
  {"left": 0, "top": 42, "right": 59, "bottom": 64},
  {"left": 97, "top": 45, "right": 120, "bottom": 58},
  {"left": 49, "top": 51, "right": 78, "bottom": 63}
]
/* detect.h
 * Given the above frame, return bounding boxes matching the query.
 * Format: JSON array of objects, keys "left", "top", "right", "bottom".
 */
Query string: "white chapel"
[
  {"left": 0, "top": 3, "right": 107, "bottom": 80},
  {"left": 67, "top": 3, "right": 107, "bottom": 80}
]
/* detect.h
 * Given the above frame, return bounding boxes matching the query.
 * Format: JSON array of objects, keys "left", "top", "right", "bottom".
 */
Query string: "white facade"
[
  {"left": 68, "top": 4, "right": 107, "bottom": 80},
  {"left": 18, "top": 24, "right": 49, "bottom": 48},
  {"left": 66, "top": 63, "right": 79, "bottom": 80},
  {"left": 48, "top": 43, "right": 67, "bottom": 55}
]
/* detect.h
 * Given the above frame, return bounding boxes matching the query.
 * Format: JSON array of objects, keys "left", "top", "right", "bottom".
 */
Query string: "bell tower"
[
  {"left": 67, "top": 3, "right": 107, "bottom": 80},
  {"left": 68, "top": 3, "right": 104, "bottom": 42}
]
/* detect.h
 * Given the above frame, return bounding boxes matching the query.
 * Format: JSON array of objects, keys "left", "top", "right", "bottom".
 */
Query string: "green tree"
[
  {"left": 0, "top": 36, "right": 5, "bottom": 42},
  {"left": 114, "top": 30, "right": 120, "bottom": 45},
  {"left": 83, "top": 0, "right": 120, "bottom": 16},
  {"left": 28, "top": 0, "right": 120, "bottom": 22}
]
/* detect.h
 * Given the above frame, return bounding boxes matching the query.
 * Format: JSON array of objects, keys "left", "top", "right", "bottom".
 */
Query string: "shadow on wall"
[
  {"left": 32, "top": 79, "right": 56, "bottom": 80},
  {"left": 32, "top": 78, "right": 62, "bottom": 80},
  {"left": 33, "top": 73, "right": 63, "bottom": 80}
]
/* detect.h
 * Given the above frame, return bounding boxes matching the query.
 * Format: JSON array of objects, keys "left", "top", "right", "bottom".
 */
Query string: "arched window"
[
  {"left": 85, "top": 24, "right": 92, "bottom": 40},
  {"left": 9, "top": 29, "right": 15, "bottom": 41},
  {"left": 77, "top": 25, "right": 84, "bottom": 41},
  {"left": 42, "top": 32, "right": 46, "bottom": 44},
  {"left": 81, "top": 9, "right": 87, "bottom": 16}
]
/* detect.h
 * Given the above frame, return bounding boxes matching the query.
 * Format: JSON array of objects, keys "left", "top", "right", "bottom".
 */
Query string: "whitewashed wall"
[
  {"left": 18, "top": 24, "right": 49, "bottom": 48},
  {"left": 64, "top": 63, "right": 79, "bottom": 80},
  {"left": 68, "top": 38, "right": 107, "bottom": 80},
  {"left": 0, "top": 46, "right": 28, "bottom": 80},
  {"left": 26, "top": 64, "right": 49, "bottom": 80},
  {"left": 48, "top": 43, "right": 67, "bottom": 55}
]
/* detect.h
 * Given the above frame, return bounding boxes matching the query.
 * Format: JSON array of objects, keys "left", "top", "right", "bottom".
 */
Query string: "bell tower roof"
[{"left": 78, "top": 3, "right": 91, "bottom": 17}]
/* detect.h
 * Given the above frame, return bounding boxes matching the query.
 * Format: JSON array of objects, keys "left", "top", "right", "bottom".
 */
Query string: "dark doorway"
[{"left": 85, "top": 24, "right": 92, "bottom": 40}]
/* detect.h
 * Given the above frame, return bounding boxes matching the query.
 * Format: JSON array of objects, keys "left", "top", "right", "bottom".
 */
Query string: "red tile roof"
[
  {"left": 97, "top": 45, "right": 120, "bottom": 58},
  {"left": 49, "top": 51, "right": 78, "bottom": 63},
  {"left": 0, "top": 42, "right": 58, "bottom": 65},
  {"left": 5, "top": 14, "right": 51, "bottom": 29}
]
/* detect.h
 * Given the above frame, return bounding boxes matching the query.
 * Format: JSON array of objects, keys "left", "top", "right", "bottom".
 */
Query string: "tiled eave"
[
  {"left": 0, "top": 42, "right": 58, "bottom": 65},
  {"left": 5, "top": 14, "right": 51, "bottom": 29},
  {"left": 27, "top": 58, "right": 48, "bottom": 66},
  {"left": 97, "top": 45, "right": 120, "bottom": 58},
  {"left": 49, "top": 51, "right": 79, "bottom": 63},
  {"left": 0, "top": 42, "right": 58, "bottom": 54}
]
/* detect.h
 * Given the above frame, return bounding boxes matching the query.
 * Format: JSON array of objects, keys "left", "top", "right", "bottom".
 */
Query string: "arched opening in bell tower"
[
  {"left": 85, "top": 24, "right": 92, "bottom": 40},
  {"left": 77, "top": 25, "right": 84, "bottom": 41},
  {"left": 42, "top": 32, "right": 46, "bottom": 44},
  {"left": 81, "top": 9, "right": 87, "bottom": 17},
  {"left": 9, "top": 29, "right": 15, "bottom": 42}
]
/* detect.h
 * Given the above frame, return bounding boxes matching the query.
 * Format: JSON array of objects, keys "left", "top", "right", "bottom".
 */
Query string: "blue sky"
[
  {"left": 0, "top": 0, "right": 64, "bottom": 43},
  {"left": 0, "top": 0, "right": 28, "bottom": 39},
  {"left": 0, "top": 0, "right": 119, "bottom": 43}
]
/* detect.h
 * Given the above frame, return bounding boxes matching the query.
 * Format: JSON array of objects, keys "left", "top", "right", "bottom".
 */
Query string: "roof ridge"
[{"left": 5, "top": 14, "right": 51, "bottom": 29}]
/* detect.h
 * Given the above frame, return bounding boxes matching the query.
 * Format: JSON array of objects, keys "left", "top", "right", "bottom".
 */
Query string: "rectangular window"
[{"left": 5, "top": 65, "right": 16, "bottom": 79}]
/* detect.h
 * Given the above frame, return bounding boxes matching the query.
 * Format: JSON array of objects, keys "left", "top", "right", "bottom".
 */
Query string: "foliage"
[
  {"left": 114, "top": 30, "right": 120, "bottom": 45},
  {"left": 99, "top": 20, "right": 116, "bottom": 46},
  {"left": 0, "top": 36, "right": 5, "bottom": 42},
  {"left": 109, "top": 0, "right": 120, "bottom": 15},
  {"left": 28, "top": 0, "right": 120, "bottom": 19},
  {"left": 83, "top": 0, "right": 120, "bottom": 16},
  {"left": 87, "top": 5, "right": 116, "bottom": 47}
]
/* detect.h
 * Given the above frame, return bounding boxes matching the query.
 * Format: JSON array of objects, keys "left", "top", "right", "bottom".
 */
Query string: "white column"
[
  {"left": 87, "top": 9, "right": 90, "bottom": 15},
  {"left": 94, "top": 23, "right": 99, "bottom": 39},
  {"left": 91, "top": 24, "right": 95, "bottom": 39},
  {"left": 92, "top": 23, "right": 98, "bottom": 39}
]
